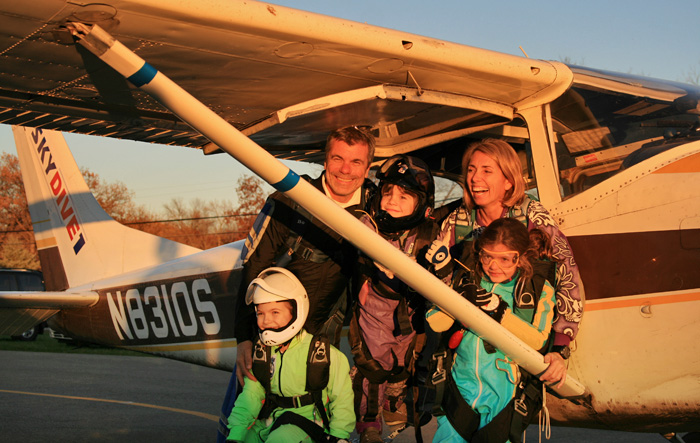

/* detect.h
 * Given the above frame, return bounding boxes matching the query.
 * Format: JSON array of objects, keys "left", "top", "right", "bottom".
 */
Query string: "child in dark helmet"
[
  {"left": 226, "top": 267, "right": 354, "bottom": 443},
  {"left": 349, "top": 154, "right": 447, "bottom": 443}
]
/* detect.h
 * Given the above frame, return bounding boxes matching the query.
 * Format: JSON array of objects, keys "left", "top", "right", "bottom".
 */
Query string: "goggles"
[{"left": 479, "top": 248, "right": 519, "bottom": 270}]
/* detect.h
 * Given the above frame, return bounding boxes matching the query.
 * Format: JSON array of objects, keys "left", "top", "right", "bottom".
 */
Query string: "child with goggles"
[{"left": 427, "top": 217, "right": 559, "bottom": 443}]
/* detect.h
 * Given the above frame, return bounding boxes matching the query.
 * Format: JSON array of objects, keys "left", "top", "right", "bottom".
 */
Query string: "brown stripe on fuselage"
[{"left": 568, "top": 228, "right": 700, "bottom": 300}]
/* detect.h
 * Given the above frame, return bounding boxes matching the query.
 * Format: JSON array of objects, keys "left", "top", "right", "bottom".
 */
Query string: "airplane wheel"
[{"left": 11, "top": 326, "right": 40, "bottom": 341}]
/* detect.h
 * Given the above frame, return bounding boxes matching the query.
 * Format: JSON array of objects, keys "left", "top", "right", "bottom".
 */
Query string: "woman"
[{"left": 439, "top": 138, "right": 584, "bottom": 384}]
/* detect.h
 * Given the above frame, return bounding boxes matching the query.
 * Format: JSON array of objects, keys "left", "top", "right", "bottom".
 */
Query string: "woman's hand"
[{"left": 540, "top": 352, "right": 567, "bottom": 388}]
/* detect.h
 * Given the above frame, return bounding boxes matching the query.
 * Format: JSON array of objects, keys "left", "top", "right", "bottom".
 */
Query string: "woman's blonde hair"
[{"left": 460, "top": 138, "right": 526, "bottom": 211}]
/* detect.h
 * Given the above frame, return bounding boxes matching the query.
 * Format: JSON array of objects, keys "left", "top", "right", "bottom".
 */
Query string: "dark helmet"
[{"left": 373, "top": 154, "right": 435, "bottom": 233}]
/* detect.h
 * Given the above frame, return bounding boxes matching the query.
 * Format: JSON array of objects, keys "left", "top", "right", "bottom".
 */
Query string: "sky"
[{"left": 1, "top": 0, "right": 698, "bottom": 214}]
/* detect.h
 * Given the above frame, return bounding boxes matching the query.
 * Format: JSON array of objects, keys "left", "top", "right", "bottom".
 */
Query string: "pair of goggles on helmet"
[
  {"left": 479, "top": 248, "right": 520, "bottom": 270},
  {"left": 376, "top": 155, "right": 433, "bottom": 195}
]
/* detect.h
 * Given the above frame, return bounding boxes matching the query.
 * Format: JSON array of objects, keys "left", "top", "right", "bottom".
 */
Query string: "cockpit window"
[{"left": 550, "top": 67, "right": 700, "bottom": 198}]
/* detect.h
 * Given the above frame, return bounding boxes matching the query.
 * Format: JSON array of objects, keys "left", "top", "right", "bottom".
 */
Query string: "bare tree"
[
  {"left": 0, "top": 153, "right": 37, "bottom": 269},
  {"left": 682, "top": 63, "right": 700, "bottom": 85},
  {"left": 0, "top": 154, "right": 266, "bottom": 269}
]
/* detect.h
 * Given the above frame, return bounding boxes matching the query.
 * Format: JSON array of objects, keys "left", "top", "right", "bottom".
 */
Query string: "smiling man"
[{"left": 232, "top": 126, "right": 376, "bottom": 387}]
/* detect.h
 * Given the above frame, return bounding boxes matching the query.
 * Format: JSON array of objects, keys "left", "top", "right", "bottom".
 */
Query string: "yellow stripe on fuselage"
[
  {"left": 585, "top": 290, "right": 700, "bottom": 311},
  {"left": 124, "top": 339, "right": 237, "bottom": 353}
]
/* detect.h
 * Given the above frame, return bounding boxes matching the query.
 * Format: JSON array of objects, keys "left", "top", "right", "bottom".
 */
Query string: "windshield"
[{"left": 551, "top": 67, "right": 700, "bottom": 198}]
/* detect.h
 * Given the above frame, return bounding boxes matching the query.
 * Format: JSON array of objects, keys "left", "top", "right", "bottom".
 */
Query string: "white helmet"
[{"left": 245, "top": 267, "right": 309, "bottom": 346}]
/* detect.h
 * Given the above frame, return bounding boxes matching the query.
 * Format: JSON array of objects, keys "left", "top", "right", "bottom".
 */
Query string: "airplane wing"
[
  {"left": 0, "top": 0, "right": 572, "bottom": 170},
  {"left": 0, "top": 291, "right": 98, "bottom": 336}
]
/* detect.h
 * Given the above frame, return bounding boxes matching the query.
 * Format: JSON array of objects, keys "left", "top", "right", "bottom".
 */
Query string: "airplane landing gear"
[{"left": 663, "top": 432, "right": 700, "bottom": 443}]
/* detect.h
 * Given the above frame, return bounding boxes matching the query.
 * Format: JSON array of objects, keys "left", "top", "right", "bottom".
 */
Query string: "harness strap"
[
  {"left": 352, "top": 369, "right": 364, "bottom": 420},
  {"left": 438, "top": 368, "right": 544, "bottom": 443},
  {"left": 268, "top": 411, "right": 332, "bottom": 443},
  {"left": 349, "top": 311, "right": 396, "bottom": 384},
  {"left": 365, "top": 381, "right": 380, "bottom": 422},
  {"left": 251, "top": 341, "right": 272, "bottom": 391},
  {"left": 306, "top": 335, "right": 331, "bottom": 430},
  {"left": 412, "top": 383, "right": 424, "bottom": 443},
  {"left": 443, "top": 374, "right": 481, "bottom": 439},
  {"left": 508, "top": 373, "right": 545, "bottom": 443},
  {"left": 396, "top": 296, "right": 413, "bottom": 336},
  {"left": 265, "top": 392, "right": 316, "bottom": 409},
  {"left": 252, "top": 335, "right": 333, "bottom": 431}
]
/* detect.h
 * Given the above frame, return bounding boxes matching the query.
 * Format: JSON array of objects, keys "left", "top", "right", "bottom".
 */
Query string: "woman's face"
[
  {"left": 479, "top": 242, "right": 520, "bottom": 283},
  {"left": 465, "top": 150, "right": 513, "bottom": 210},
  {"left": 380, "top": 184, "right": 417, "bottom": 218}
]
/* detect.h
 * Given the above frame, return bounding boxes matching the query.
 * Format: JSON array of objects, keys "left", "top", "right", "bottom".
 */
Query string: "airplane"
[{"left": 0, "top": 0, "right": 699, "bottom": 439}]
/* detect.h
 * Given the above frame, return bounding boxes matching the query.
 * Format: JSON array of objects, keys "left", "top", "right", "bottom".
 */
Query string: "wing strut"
[{"left": 68, "top": 23, "right": 586, "bottom": 398}]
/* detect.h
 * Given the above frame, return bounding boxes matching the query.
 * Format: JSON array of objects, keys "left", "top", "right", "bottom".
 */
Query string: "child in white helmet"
[{"left": 226, "top": 267, "right": 354, "bottom": 443}]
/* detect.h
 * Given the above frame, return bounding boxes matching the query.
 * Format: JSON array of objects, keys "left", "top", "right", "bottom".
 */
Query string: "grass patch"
[{"left": 0, "top": 331, "right": 148, "bottom": 356}]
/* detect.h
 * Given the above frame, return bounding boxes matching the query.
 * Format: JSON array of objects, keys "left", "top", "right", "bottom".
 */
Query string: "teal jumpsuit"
[{"left": 433, "top": 273, "right": 556, "bottom": 443}]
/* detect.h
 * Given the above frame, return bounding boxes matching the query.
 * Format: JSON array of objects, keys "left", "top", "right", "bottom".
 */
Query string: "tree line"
[{"left": 0, "top": 153, "right": 266, "bottom": 270}]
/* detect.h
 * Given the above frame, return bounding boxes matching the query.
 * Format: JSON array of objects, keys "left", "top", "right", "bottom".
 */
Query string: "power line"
[
  {"left": 122, "top": 212, "right": 258, "bottom": 226},
  {"left": 0, "top": 212, "right": 259, "bottom": 233}
]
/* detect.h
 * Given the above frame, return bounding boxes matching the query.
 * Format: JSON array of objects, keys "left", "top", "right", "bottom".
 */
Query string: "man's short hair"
[{"left": 325, "top": 126, "right": 376, "bottom": 165}]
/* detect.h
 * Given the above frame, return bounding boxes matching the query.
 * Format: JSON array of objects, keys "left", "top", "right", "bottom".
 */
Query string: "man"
[{"left": 234, "top": 125, "right": 375, "bottom": 385}]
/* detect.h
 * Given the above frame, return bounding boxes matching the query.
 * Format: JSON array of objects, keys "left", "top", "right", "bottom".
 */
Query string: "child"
[
  {"left": 428, "top": 218, "right": 558, "bottom": 443},
  {"left": 349, "top": 154, "right": 446, "bottom": 443},
  {"left": 226, "top": 267, "right": 354, "bottom": 443}
]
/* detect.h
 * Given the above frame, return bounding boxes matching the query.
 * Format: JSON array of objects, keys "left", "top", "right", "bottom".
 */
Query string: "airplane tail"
[{"left": 13, "top": 126, "right": 201, "bottom": 291}]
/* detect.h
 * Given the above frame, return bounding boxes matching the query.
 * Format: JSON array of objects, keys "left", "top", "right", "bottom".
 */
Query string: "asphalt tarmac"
[{"left": 0, "top": 350, "right": 677, "bottom": 442}]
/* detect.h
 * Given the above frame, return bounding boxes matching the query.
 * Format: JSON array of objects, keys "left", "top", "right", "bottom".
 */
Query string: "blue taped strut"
[
  {"left": 128, "top": 62, "right": 158, "bottom": 87},
  {"left": 272, "top": 169, "right": 300, "bottom": 192}
]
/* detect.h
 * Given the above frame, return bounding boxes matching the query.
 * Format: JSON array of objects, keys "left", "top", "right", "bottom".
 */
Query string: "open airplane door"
[{"left": 68, "top": 22, "right": 587, "bottom": 399}]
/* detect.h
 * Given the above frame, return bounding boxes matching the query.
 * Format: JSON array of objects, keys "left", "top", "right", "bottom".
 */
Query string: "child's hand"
[
  {"left": 374, "top": 261, "right": 395, "bottom": 279},
  {"left": 455, "top": 280, "right": 490, "bottom": 307},
  {"left": 426, "top": 240, "right": 451, "bottom": 270},
  {"left": 425, "top": 240, "right": 453, "bottom": 277},
  {"left": 456, "top": 281, "right": 508, "bottom": 322}
]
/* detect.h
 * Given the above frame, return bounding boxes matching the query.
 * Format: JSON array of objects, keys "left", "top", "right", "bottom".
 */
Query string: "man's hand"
[
  {"left": 540, "top": 352, "right": 567, "bottom": 388},
  {"left": 235, "top": 340, "right": 256, "bottom": 386}
]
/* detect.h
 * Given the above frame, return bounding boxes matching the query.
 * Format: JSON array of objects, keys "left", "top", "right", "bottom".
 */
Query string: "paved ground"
[{"left": 0, "top": 350, "right": 679, "bottom": 442}]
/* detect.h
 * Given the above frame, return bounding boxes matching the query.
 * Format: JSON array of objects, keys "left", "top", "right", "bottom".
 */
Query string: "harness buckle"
[
  {"left": 432, "top": 369, "right": 446, "bottom": 385},
  {"left": 292, "top": 395, "right": 303, "bottom": 408},
  {"left": 431, "top": 350, "right": 447, "bottom": 362},
  {"left": 300, "top": 247, "right": 313, "bottom": 260},
  {"left": 514, "top": 393, "right": 528, "bottom": 417},
  {"left": 431, "top": 351, "right": 448, "bottom": 385}
]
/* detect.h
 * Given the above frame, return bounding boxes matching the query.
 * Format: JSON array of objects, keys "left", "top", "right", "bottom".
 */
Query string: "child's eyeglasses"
[{"left": 479, "top": 248, "right": 520, "bottom": 270}]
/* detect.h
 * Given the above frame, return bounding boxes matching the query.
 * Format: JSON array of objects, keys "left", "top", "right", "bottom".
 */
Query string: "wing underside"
[
  {"left": 0, "top": 0, "right": 570, "bottom": 167},
  {"left": 0, "top": 291, "right": 98, "bottom": 336}
]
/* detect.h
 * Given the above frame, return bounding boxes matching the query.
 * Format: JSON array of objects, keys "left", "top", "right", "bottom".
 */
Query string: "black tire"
[{"left": 11, "top": 326, "right": 40, "bottom": 341}]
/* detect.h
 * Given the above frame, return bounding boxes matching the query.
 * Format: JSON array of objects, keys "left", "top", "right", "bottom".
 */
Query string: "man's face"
[{"left": 324, "top": 139, "right": 370, "bottom": 204}]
